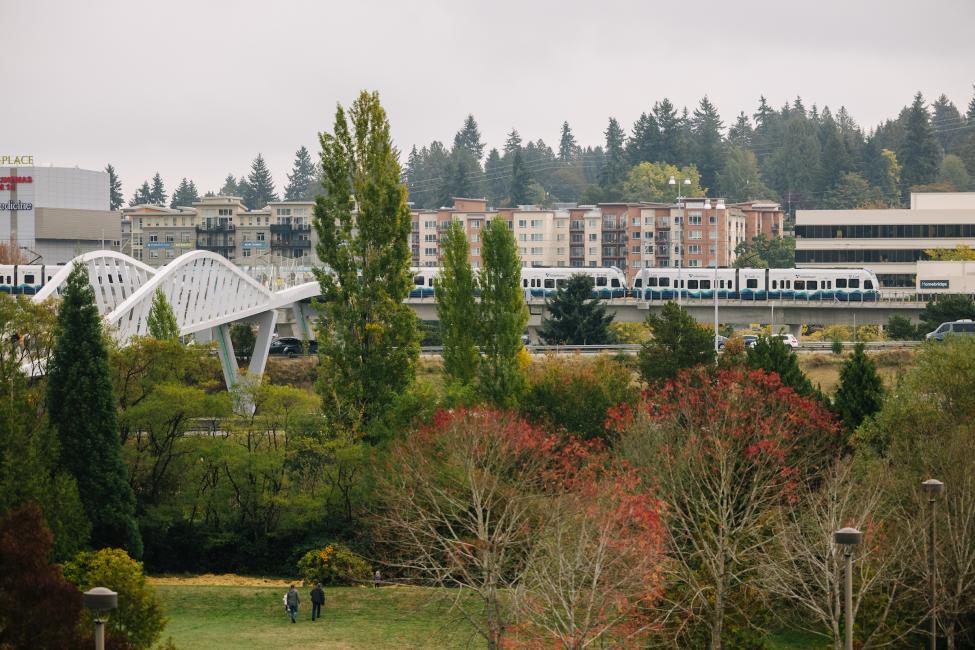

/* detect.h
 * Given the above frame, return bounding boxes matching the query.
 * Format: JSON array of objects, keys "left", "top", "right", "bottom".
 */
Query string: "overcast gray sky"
[{"left": 5, "top": 0, "right": 974, "bottom": 198}]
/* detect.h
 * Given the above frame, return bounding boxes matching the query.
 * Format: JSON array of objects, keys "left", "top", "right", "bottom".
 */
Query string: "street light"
[
  {"left": 921, "top": 478, "right": 944, "bottom": 650},
  {"left": 834, "top": 527, "right": 862, "bottom": 650},
  {"left": 710, "top": 198, "right": 726, "bottom": 355},
  {"left": 83, "top": 587, "right": 118, "bottom": 650},
  {"left": 668, "top": 175, "right": 691, "bottom": 305}
]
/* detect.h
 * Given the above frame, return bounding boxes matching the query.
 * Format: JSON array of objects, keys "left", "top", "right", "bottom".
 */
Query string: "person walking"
[
  {"left": 373, "top": 570, "right": 382, "bottom": 588},
  {"left": 310, "top": 583, "right": 324, "bottom": 621},
  {"left": 286, "top": 585, "right": 300, "bottom": 624}
]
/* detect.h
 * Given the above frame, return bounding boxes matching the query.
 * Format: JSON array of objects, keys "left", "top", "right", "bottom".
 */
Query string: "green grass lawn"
[{"left": 156, "top": 583, "right": 483, "bottom": 650}]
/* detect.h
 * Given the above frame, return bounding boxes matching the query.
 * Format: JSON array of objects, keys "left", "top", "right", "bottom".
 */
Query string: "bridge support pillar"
[
  {"left": 787, "top": 323, "right": 802, "bottom": 338},
  {"left": 292, "top": 303, "right": 314, "bottom": 342},
  {"left": 213, "top": 324, "right": 240, "bottom": 390},
  {"left": 248, "top": 310, "right": 278, "bottom": 378}
]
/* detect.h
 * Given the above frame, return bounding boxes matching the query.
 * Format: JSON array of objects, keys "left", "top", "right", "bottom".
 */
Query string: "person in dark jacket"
[
  {"left": 286, "top": 585, "right": 300, "bottom": 623},
  {"left": 310, "top": 583, "right": 324, "bottom": 621}
]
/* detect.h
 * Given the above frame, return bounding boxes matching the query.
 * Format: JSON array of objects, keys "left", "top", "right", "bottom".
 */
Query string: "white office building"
[
  {"left": 795, "top": 192, "right": 975, "bottom": 289},
  {"left": 0, "top": 165, "right": 120, "bottom": 263}
]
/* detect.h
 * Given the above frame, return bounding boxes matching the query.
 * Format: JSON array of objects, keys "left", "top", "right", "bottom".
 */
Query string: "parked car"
[
  {"left": 773, "top": 333, "right": 800, "bottom": 349},
  {"left": 269, "top": 337, "right": 318, "bottom": 357},
  {"left": 926, "top": 319, "right": 975, "bottom": 341},
  {"left": 742, "top": 335, "right": 759, "bottom": 348}
]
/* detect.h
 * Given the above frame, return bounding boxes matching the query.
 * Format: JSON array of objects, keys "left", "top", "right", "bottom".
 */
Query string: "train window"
[
  {"left": 544, "top": 279, "right": 555, "bottom": 289},
  {"left": 414, "top": 276, "right": 425, "bottom": 286},
  {"left": 746, "top": 278, "right": 758, "bottom": 289},
  {"left": 771, "top": 280, "right": 777, "bottom": 289},
  {"left": 794, "top": 280, "right": 805, "bottom": 290},
  {"left": 659, "top": 277, "right": 669, "bottom": 287},
  {"left": 849, "top": 279, "right": 860, "bottom": 288},
  {"left": 836, "top": 278, "right": 847, "bottom": 288},
  {"left": 23, "top": 274, "right": 34, "bottom": 284},
  {"left": 428, "top": 278, "right": 435, "bottom": 286},
  {"left": 825, "top": 280, "right": 831, "bottom": 289},
  {"left": 807, "top": 281, "right": 817, "bottom": 290},
  {"left": 611, "top": 278, "right": 620, "bottom": 288},
  {"left": 688, "top": 280, "right": 699, "bottom": 289},
  {"left": 522, "top": 279, "right": 528, "bottom": 288},
  {"left": 634, "top": 278, "right": 642, "bottom": 288},
  {"left": 596, "top": 276, "right": 607, "bottom": 287},
  {"left": 700, "top": 280, "right": 710, "bottom": 290},
  {"left": 647, "top": 277, "right": 658, "bottom": 287},
  {"left": 864, "top": 279, "right": 873, "bottom": 290}
]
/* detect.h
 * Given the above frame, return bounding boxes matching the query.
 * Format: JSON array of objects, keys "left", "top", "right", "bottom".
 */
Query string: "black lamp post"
[
  {"left": 83, "top": 587, "right": 117, "bottom": 650},
  {"left": 834, "top": 527, "right": 862, "bottom": 650},
  {"left": 921, "top": 478, "right": 944, "bottom": 650}
]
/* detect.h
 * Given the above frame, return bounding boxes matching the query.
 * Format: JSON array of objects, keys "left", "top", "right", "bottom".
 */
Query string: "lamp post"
[
  {"left": 834, "top": 527, "right": 862, "bottom": 650},
  {"left": 711, "top": 198, "right": 726, "bottom": 355},
  {"left": 921, "top": 478, "right": 944, "bottom": 650},
  {"left": 668, "top": 175, "right": 691, "bottom": 305},
  {"left": 83, "top": 587, "right": 118, "bottom": 650}
]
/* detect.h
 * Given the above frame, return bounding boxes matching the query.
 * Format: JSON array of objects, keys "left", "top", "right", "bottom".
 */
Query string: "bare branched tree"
[{"left": 759, "top": 458, "right": 916, "bottom": 649}]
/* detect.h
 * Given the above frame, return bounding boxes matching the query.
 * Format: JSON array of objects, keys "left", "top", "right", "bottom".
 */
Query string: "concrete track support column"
[
  {"left": 248, "top": 310, "right": 279, "bottom": 378},
  {"left": 213, "top": 324, "right": 239, "bottom": 390}
]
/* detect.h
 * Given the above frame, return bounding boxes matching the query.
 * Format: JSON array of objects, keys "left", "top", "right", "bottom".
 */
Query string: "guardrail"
[{"left": 419, "top": 341, "right": 924, "bottom": 356}]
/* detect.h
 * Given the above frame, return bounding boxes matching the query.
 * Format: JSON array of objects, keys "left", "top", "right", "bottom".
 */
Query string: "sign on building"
[{"left": 919, "top": 279, "right": 950, "bottom": 289}]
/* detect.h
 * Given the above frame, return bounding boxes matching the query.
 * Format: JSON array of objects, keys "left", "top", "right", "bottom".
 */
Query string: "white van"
[{"left": 926, "top": 319, "right": 975, "bottom": 341}]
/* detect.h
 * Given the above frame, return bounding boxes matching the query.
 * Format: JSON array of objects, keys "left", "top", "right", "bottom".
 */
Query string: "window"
[
  {"left": 836, "top": 278, "right": 847, "bottom": 288},
  {"left": 689, "top": 245, "right": 701, "bottom": 254},
  {"left": 531, "top": 247, "right": 543, "bottom": 255},
  {"left": 632, "top": 217, "right": 640, "bottom": 226},
  {"left": 700, "top": 280, "right": 711, "bottom": 289},
  {"left": 518, "top": 234, "right": 527, "bottom": 241},
  {"left": 556, "top": 233, "right": 566, "bottom": 241},
  {"left": 471, "top": 247, "right": 480, "bottom": 256},
  {"left": 688, "top": 260, "right": 701, "bottom": 267},
  {"left": 709, "top": 216, "right": 717, "bottom": 224},
  {"left": 531, "top": 233, "right": 544, "bottom": 241},
  {"left": 632, "top": 245, "right": 641, "bottom": 253},
  {"left": 587, "top": 219, "right": 599, "bottom": 228},
  {"left": 424, "top": 234, "right": 437, "bottom": 242},
  {"left": 688, "top": 280, "right": 699, "bottom": 289},
  {"left": 689, "top": 215, "right": 702, "bottom": 225},
  {"left": 589, "top": 233, "right": 598, "bottom": 241},
  {"left": 544, "top": 279, "right": 555, "bottom": 289},
  {"left": 571, "top": 220, "right": 584, "bottom": 229},
  {"left": 807, "top": 281, "right": 818, "bottom": 290},
  {"left": 688, "top": 230, "right": 703, "bottom": 240},
  {"left": 596, "top": 276, "right": 607, "bottom": 287},
  {"left": 531, "top": 219, "right": 543, "bottom": 228},
  {"left": 149, "top": 234, "right": 158, "bottom": 242},
  {"left": 644, "top": 231, "right": 653, "bottom": 240},
  {"left": 257, "top": 232, "right": 265, "bottom": 241},
  {"left": 864, "top": 279, "right": 873, "bottom": 290},
  {"left": 218, "top": 208, "right": 232, "bottom": 216},
  {"left": 631, "top": 231, "right": 641, "bottom": 239},
  {"left": 424, "top": 247, "right": 437, "bottom": 256},
  {"left": 611, "top": 278, "right": 621, "bottom": 287},
  {"left": 659, "top": 277, "right": 670, "bottom": 287},
  {"left": 518, "top": 220, "right": 527, "bottom": 228},
  {"left": 470, "top": 219, "right": 481, "bottom": 229},
  {"left": 424, "top": 220, "right": 436, "bottom": 229},
  {"left": 746, "top": 278, "right": 758, "bottom": 289},
  {"left": 795, "top": 280, "right": 806, "bottom": 290},
  {"left": 849, "top": 279, "right": 860, "bottom": 288}
]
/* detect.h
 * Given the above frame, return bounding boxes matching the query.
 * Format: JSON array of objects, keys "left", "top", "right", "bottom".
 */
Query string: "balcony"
[
  {"left": 270, "top": 223, "right": 312, "bottom": 234},
  {"left": 196, "top": 222, "right": 235, "bottom": 233}
]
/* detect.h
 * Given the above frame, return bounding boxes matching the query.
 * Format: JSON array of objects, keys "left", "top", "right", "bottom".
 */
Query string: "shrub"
[
  {"left": 831, "top": 336, "right": 844, "bottom": 355},
  {"left": 63, "top": 548, "right": 167, "bottom": 650},
  {"left": 297, "top": 543, "right": 372, "bottom": 586},
  {"left": 523, "top": 355, "right": 638, "bottom": 442},
  {"left": 885, "top": 315, "right": 919, "bottom": 340}
]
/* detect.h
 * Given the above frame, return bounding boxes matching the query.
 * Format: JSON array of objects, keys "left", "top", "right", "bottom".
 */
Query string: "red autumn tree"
[
  {"left": 510, "top": 457, "right": 667, "bottom": 649},
  {"left": 613, "top": 366, "right": 841, "bottom": 650},
  {"left": 0, "top": 502, "right": 85, "bottom": 649},
  {"left": 375, "top": 408, "right": 567, "bottom": 650}
]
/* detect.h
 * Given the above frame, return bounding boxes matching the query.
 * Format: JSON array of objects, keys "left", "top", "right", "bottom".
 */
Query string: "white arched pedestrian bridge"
[{"left": 34, "top": 250, "right": 322, "bottom": 389}]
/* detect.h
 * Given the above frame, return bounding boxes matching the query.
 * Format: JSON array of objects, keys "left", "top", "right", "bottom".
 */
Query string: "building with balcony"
[{"left": 795, "top": 192, "right": 975, "bottom": 289}]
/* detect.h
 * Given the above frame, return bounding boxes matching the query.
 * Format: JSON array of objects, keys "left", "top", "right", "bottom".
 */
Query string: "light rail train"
[{"left": 632, "top": 267, "right": 881, "bottom": 301}]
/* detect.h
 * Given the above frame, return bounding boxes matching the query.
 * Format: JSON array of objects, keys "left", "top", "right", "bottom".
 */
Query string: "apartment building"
[
  {"left": 795, "top": 192, "right": 975, "bottom": 289},
  {"left": 412, "top": 197, "right": 773, "bottom": 284},
  {"left": 123, "top": 195, "right": 317, "bottom": 267}
]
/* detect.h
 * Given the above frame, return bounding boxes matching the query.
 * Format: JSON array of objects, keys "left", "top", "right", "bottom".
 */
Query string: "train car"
[
  {"left": 0, "top": 264, "right": 57, "bottom": 295},
  {"left": 520, "top": 266, "right": 628, "bottom": 299},
  {"left": 410, "top": 266, "right": 628, "bottom": 299},
  {"left": 632, "top": 267, "right": 881, "bottom": 301}
]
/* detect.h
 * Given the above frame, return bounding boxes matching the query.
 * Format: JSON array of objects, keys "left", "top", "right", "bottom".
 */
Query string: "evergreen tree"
[
  {"left": 717, "top": 147, "right": 772, "bottom": 202},
  {"left": 46, "top": 263, "right": 141, "bottom": 556},
  {"left": 939, "top": 154, "right": 971, "bottom": 191},
  {"left": 219, "top": 174, "right": 239, "bottom": 197},
  {"left": 932, "top": 94, "right": 963, "bottom": 153},
  {"left": 246, "top": 154, "right": 278, "bottom": 208},
  {"left": 435, "top": 222, "right": 479, "bottom": 385},
  {"left": 817, "top": 115, "right": 852, "bottom": 193},
  {"left": 129, "top": 181, "right": 152, "bottom": 207},
  {"left": 862, "top": 142, "right": 902, "bottom": 207},
  {"left": 898, "top": 92, "right": 941, "bottom": 200},
  {"left": 236, "top": 174, "right": 253, "bottom": 207},
  {"left": 753, "top": 96, "right": 774, "bottom": 133},
  {"left": 169, "top": 178, "right": 200, "bottom": 208},
  {"left": 768, "top": 115, "right": 821, "bottom": 212},
  {"left": 538, "top": 274, "right": 614, "bottom": 345},
  {"left": 655, "top": 98, "right": 685, "bottom": 164},
  {"left": 477, "top": 218, "right": 528, "bottom": 407},
  {"left": 833, "top": 342, "right": 883, "bottom": 431},
  {"left": 822, "top": 172, "right": 873, "bottom": 209},
  {"left": 599, "top": 117, "right": 628, "bottom": 193},
  {"left": 313, "top": 91, "right": 418, "bottom": 437},
  {"left": 106, "top": 164, "right": 124, "bottom": 211},
  {"left": 146, "top": 288, "right": 179, "bottom": 340},
  {"left": 508, "top": 148, "right": 532, "bottom": 206},
  {"left": 284, "top": 145, "right": 319, "bottom": 201},
  {"left": 453, "top": 114, "right": 485, "bottom": 161},
  {"left": 691, "top": 96, "right": 725, "bottom": 192},
  {"left": 149, "top": 173, "right": 167, "bottom": 206},
  {"left": 638, "top": 301, "right": 715, "bottom": 383},
  {"left": 503, "top": 129, "right": 522, "bottom": 154},
  {"left": 558, "top": 121, "right": 578, "bottom": 161},
  {"left": 626, "top": 111, "right": 661, "bottom": 166},
  {"left": 484, "top": 148, "right": 506, "bottom": 207},
  {"left": 728, "top": 112, "right": 753, "bottom": 147},
  {"left": 746, "top": 336, "right": 814, "bottom": 397},
  {"left": 447, "top": 148, "right": 483, "bottom": 200}
]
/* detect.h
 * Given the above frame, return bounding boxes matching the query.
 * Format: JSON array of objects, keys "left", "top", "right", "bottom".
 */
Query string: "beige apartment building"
[
  {"left": 123, "top": 195, "right": 317, "bottom": 267},
  {"left": 412, "top": 197, "right": 780, "bottom": 284}
]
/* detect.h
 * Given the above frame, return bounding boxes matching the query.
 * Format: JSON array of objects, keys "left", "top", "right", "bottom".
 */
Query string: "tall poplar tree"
[
  {"left": 246, "top": 154, "right": 279, "bottom": 208},
  {"left": 146, "top": 288, "right": 179, "bottom": 340},
  {"left": 47, "top": 263, "right": 142, "bottom": 556},
  {"left": 313, "top": 91, "right": 419, "bottom": 436},
  {"left": 477, "top": 218, "right": 528, "bottom": 407},
  {"left": 898, "top": 92, "right": 941, "bottom": 199},
  {"left": 106, "top": 164, "right": 124, "bottom": 211},
  {"left": 284, "top": 145, "right": 318, "bottom": 201},
  {"left": 435, "top": 222, "right": 479, "bottom": 385}
]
